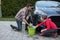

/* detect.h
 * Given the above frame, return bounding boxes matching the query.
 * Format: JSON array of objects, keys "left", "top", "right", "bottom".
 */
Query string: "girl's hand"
[
  {"left": 41, "top": 29, "right": 47, "bottom": 32},
  {"left": 34, "top": 25, "right": 38, "bottom": 28}
]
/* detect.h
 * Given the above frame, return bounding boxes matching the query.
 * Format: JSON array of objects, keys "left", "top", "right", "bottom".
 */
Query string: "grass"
[{"left": 0, "top": 17, "right": 15, "bottom": 21}]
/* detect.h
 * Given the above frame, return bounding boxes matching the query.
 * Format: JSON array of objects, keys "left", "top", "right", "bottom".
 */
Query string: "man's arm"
[{"left": 23, "top": 19, "right": 30, "bottom": 26}]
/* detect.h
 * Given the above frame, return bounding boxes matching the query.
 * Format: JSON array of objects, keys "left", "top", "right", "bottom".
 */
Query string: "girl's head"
[{"left": 40, "top": 14, "right": 47, "bottom": 21}]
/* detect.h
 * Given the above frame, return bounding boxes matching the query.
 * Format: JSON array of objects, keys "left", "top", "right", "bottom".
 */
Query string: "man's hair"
[
  {"left": 26, "top": 3, "right": 33, "bottom": 7},
  {"left": 41, "top": 14, "right": 47, "bottom": 20}
]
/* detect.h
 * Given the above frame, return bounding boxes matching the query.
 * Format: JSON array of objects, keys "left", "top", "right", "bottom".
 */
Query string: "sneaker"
[
  {"left": 14, "top": 29, "right": 22, "bottom": 32},
  {"left": 52, "top": 33, "right": 58, "bottom": 38},
  {"left": 10, "top": 25, "right": 22, "bottom": 32},
  {"left": 10, "top": 25, "right": 16, "bottom": 29},
  {"left": 40, "top": 33, "right": 44, "bottom": 36},
  {"left": 25, "top": 28, "right": 28, "bottom": 32}
]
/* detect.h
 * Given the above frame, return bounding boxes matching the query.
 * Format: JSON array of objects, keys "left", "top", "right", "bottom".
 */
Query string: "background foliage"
[
  {"left": 1, "top": 0, "right": 60, "bottom": 17},
  {"left": 1, "top": 0, "right": 36, "bottom": 17}
]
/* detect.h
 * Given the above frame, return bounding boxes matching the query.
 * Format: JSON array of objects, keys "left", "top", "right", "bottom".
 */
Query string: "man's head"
[
  {"left": 26, "top": 3, "right": 33, "bottom": 10},
  {"left": 40, "top": 14, "right": 47, "bottom": 21}
]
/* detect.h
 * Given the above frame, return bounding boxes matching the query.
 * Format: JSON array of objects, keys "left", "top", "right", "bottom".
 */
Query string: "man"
[{"left": 10, "top": 4, "right": 33, "bottom": 31}]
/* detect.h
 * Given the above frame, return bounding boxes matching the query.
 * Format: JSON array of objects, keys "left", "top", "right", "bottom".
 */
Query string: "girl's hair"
[{"left": 41, "top": 14, "right": 47, "bottom": 20}]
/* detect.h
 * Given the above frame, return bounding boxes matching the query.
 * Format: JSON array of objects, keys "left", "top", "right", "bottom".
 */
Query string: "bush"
[
  {"left": 2, "top": 0, "right": 60, "bottom": 17},
  {"left": 1, "top": 0, "right": 36, "bottom": 17}
]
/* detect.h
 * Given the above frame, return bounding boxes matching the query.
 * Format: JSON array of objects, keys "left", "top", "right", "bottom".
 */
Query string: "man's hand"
[
  {"left": 41, "top": 29, "right": 47, "bottom": 32},
  {"left": 23, "top": 19, "right": 30, "bottom": 26},
  {"left": 20, "top": 17, "right": 22, "bottom": 21}
]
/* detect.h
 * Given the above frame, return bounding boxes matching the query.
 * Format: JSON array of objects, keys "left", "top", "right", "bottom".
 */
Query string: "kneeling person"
[{"left": 34, "top": 15, "right": 58, "bottom": 37}]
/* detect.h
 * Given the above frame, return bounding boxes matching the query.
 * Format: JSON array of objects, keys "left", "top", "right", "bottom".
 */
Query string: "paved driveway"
[{"left": 0, "top": 21, "right": 60, "bottom": 40}]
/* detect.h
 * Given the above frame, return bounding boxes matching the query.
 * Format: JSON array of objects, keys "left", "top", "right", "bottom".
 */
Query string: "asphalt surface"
[{"left": 0, "top": 21, "right": 60, "bottom": 40}]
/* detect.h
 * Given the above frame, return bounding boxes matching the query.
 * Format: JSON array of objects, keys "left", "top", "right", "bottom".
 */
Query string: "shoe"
[
  {"left": 10, "top": 25, "right": 16, "bottom": 29},
  {"left": 52, "top": 33, "right": 58, "bottom": 38},
  {"left": 10, "top": 25, "right": 22, "bottom": 32},
  {"left": 14, "top": 29, "right": 22, "bottom": 32},
  {"left": 25, "top": 29, "right": 28, "bottom": 32},
  {"left": 40, "top": 33, "right": 44, "bottom": 36}
]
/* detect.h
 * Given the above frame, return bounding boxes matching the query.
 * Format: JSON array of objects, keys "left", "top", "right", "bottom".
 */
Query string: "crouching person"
[{"left": 34, "top": 15, "right": 58, "bottom": 37}]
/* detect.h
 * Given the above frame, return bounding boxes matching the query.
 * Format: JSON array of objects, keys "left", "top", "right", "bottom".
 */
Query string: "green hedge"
[
  {"left": 1, "top": 0, "right": 60, "bottom": 17},
  {"left": 2, "top": 0, "right": 36, "bottom": 17}
]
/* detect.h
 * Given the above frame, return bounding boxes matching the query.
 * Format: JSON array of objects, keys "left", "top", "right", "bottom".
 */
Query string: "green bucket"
[{"left": 28, "top": 26, "right": 35, "bottom": 36}]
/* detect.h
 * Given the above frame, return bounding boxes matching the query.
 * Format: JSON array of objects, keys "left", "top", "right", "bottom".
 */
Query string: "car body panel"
[
  {"left": 34, "top": 1, "right": 60, "bottom": 17},
  {"left": 34, "top": 1, "right": 60, "bottom": 34}
]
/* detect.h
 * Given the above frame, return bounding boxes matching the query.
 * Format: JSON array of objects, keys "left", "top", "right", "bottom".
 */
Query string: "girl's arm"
[
  {"left": 34, "top": 22, "right": 45, "bottom": 28},
  {"left": 37, "top": 22, "right": 45, "bottom": 27}
]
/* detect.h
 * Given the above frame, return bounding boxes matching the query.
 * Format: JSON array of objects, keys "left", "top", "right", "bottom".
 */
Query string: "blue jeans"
[{"left": 16, "top": 19, "right": 22, "bottom": 30}]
